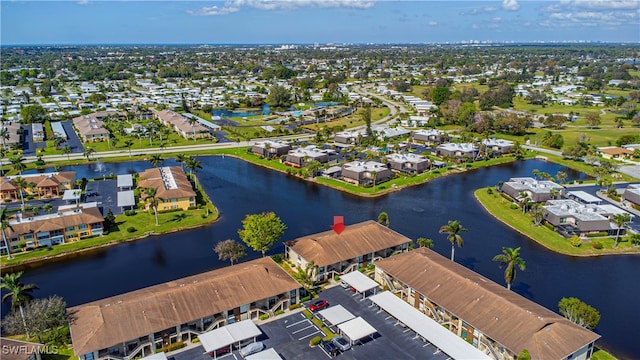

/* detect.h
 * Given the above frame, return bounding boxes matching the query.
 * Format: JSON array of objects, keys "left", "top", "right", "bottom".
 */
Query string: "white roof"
[
  {"left": 117, "top": 190, "right": 136, "bottom": 207},
  {"left": 62, "top": 189, "right": 82, "bottom": 201},
  {"left": 567, "top": 191, "right": 600, "bottom": 203},
  {"left": 245, "top": 348, "right": 282, "bottom": 360},
  {"left": 369, "top": 291, "right": 490, "bottom": 360},
  {"left": 198, "top": 319, "right": 262, "bottom": 352},
  {"left": 336, "top": 317, "right": 376, "bottom": 343},
  {"left": 117, "top": 174, "right": 133, "bottom": 188},
  {"left": 139, "top": 353, "right": 167, "bottom": 360},
  {"left": 318, "top": 305, "right": 355, "bottom": 326},
  {"left": 340, "top": 271, "right": 378, "bottom": 294}
]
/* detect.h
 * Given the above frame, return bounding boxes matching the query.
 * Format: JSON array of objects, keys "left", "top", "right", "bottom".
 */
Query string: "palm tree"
[
  {"left": 187, "top": 117, "right": 198, "bottom": 143},
  {"left": 53, "top": 136, "right": 65, "bottom": 150},
  {"left": 83, "top": 147, "right": 95, "bottom": 161},
  {"left": 144, "top": 187, "right": 160, "bottom": 226},
  {"left": 439, "top": 220, "right": 467, "bottom": 261},
  {"left": 492, "top": 246, "right": 526, "bottom": 290},
  {"left": 62, "top": 145, "right": 72, "bottom": 160},
  {"left": 175, "top": 154, "right": 187, "bottom": 170},
  {"left": 613, "top": 214, "right": 631, "bottom": 248},
  {"left": 10, "top": 156, "right": 26, "bottom": 175},
  {"left": 1, "top": 271, "right": 38, "bottom": 337},
  {"left": 185, "top": 156, "right": 202, "bottom": 185},
  {"left": 417, "top": 237, "right": 434, "bottom": 248},
  {"left": 43, "top": 203, "right": 53, "bottom": 214},
  {"left": 124, "top": 139, "right": 134, "bottom": 157},
  {"left": 149, "top": 154, "right": 163, "bottom": 168},
  {"left": 13, "top": 177, "right": 27, "bottom": 210},
  {"left": 377, "top": 211, "right": 390, "bottom": 227},
  {"left": 517, "top": 192, "right": 531, "bottom": 214},
  {"left": 1, "top": 208, "right": 14, "bottom": 260}
]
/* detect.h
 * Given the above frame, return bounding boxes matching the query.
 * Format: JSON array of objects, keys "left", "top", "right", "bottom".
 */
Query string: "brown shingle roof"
[
  {"left": 284, "top": 220, "right": 412, "bottom": 267},
  {"left": 375, "top": 248, "right": 600, "bottom": 359},
  {"left": 138, "top": 166, "right": 196, "bottom": 200},
  {"left": 5, "top": 207, "right": 104, "bottom": 238},
  {"left": 0, "top": 337, "right": 44, "bottom": 360},
  {"left": 68, "top": 257, "right": 301, "bottom": 356},
  {"left": 598, "top": 147, "right": 634, "bottom": 155}
]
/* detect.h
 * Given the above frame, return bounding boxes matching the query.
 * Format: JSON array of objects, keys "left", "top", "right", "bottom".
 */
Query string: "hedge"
[
  {"left": 288, "top": 303, "right": 303, "bottom": 310},
  {"left": 309, "top": 336, "right": 322, "bottom": 346},
  {"left": 259, "top": 314, "right": 270, "bottom": 320}
]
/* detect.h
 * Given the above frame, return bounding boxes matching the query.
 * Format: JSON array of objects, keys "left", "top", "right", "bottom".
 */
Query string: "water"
[
  {"left": 213, "top": 104, "right": 271, "bottom": 118},
  {"left": 4, "top": 157, "right": 639, "bottom": 359}
]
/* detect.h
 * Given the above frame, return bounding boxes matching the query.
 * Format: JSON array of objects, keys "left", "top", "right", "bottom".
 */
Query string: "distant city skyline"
[{"left": 1, "top": 0, "right": 639, "bottom": 45}]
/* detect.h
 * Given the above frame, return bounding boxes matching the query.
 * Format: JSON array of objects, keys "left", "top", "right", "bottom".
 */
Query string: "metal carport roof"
[
  {"left": 336, "top": 317, "right": 377, "bottom": 345},
  {"left": 318, "top": 305, "right": 356, "bottom": 326},
  {"left": 340, "top": 271, "right": 378, "bottom": 295},
  {"left": 198, "top": 319, "right": 262, "bottom": 353},
  {"left": 245, "top": 348, "right": 282, "bottom": 360}
]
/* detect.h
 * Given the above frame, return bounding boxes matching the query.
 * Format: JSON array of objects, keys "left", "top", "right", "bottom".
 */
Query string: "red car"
[
  {"left": 208, "top": 345, "right": 231, "bottom": 357},
  {"left": 309, "top": 299, "right": 329, "bottom": 312}
]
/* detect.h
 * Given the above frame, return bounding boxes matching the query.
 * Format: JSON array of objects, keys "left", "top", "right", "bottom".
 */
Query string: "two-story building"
[
  {"left": 68, "top": 257, "right": 301, "bottom": 360},
  {"left": 481, "top": 138, "right": 514, "bottom": 155},
  {"left": 284, "top": 220, "right": 412, "bottom": 282},
  {"left": 284, "top": 146, "right": 330, "bottom": 167},
  {"left": 542, "top": 199, "right": 631, "bottom": 237},
  {"left": 501, "top": 177, "right": 565, "bottom": 203},
  {"left": 138, "top": 167, "right": 196, "bottom": 211},
  {"left": 412, "top": 129, "right": 446, "bottom": 145},
  {"left": 334, "top": 130, "right": 368, "bottom": 144},
  {"left": 385, "top": 153, "right": 430, "bottom": 174},
  {"left": 72, "top": 111, "right": 123, "bottom": 142},
  {"left": 375, "top": 248, "right": 600, "bottom": 360},
  {"left": 153, "top": 109, "right": 212, "bottom": 140},
  {"left": 622, "top": 184, "right": 640, "bottom": 208},
  {"left": 436, "top": 143, "right": 479, "bottom": 160},
  {"left": 251, "top": 140, "right": 291, "bottom": 158},
  {"left": 0, "top": 172, "right": 76, "bottom": 201},
  {"left": 341, "top": 161, "right": 392, "bottom": 186}
]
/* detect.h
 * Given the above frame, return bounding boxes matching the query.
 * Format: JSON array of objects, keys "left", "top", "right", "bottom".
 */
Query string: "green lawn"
[
  {"left": 474, "top": 187, "right": 640, "bottom": 256},
  {"left": 302, "top": 107, "right": 390, "bottom": 131},
  {"left": 591, "top": 348, "right": 618, "bottom": 360}
]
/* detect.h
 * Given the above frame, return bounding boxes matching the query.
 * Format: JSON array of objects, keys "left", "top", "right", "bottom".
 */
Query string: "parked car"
[
  {"left": 321, "top": 340, "right": 339, "bottom": 357},
  {"left": 239, "top": 341, "right": 264, "bottom": 357},
  {"left": 208, "top": 345, "right": 231, "bottom": 357},
  {"left": 332, "top": 336, "right": 351, "bottom": 351},
  {"left": 340, "top": 281, "right": 350, "bottom": 289},
  {"left": 86, "top": 191, "right": 98, "bottom": 197},
  {"left": 309, "top": 299, "right": 329, "bottom": 312}
]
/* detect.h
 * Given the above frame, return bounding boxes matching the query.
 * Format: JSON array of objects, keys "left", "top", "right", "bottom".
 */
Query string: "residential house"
[
  {"left": 251, "top": 140, "right": 291, "bottom": 158},
  {"left": 622, "top": 184, "right": 640, "bottom": 208},
  {"left": 372, "top": 126, "right": 410, "bottom": 140},
  {"left": 341, "top": 161, "right": 392, "bottom": 186},
  {"left": 334, "top": 130, "right": 368, "bottom": 144},
  {"left": 597, "top": 147, "right": 634, "bottom": 160},
  {"left": 436, "top": 143, "right": 479, "bottom": 160},
  {"left": 481, "top": 138, "right": 514, "bottom": 155},
  {"left": 284, "top": 146, "right": 329, "bottom": 167},
  {"left": 385, "top": 153, "right": 430, "bottom": 174},
  {"left": 542, "top": 199, "right": 629, "bottom": 237},
  {"left": 0, "top": 206, "right": 104, "bottom": 254},
  {"left": 501, "top": 177, "right": 565, "bottom": 203},
  {"left": 0, "top": 338, "right": 43, "bottom": 360},
  {"left": 412, "top": 129, "right": 446, "bottom": 145},
  {"left": 375, "top": 248, "right": 600, "bottom": 360},
  {"left": 31, "top": 123, "right": 44, "bottom": 142},
  {"left": 1, "top": 121, "right": 22, "bottom": 150},
  {"left": 138, "top": 167, "right": 195, "bottom": 211},
  {"left": 0, "top": 172, "right": 75, "bottom": 201},
  {"left": 284, "top": 220, "right": 411, "bottom": 282},
  {"left": 153, "top": 109, "right": 212, "bottom": 140},
  {"left": 72, "top": 111, "right": 122, "bottom": 142},
  {"left": 68, "top": 257, "right": 301, "bottom": 360}
]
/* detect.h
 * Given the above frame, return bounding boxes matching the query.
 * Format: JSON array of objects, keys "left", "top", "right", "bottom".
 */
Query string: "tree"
[
  {"left": 103, "top": 209, "right": 116, "bottom": 231},
  {"left": 62, "top": 145, "right": 72, "bottom": 160},
  {"left": 585, "top": 112, "right": 601, "bottom": 129},
  {"left": 43, "top": 203, "right": 53, "bottom": 214},
  {"left": 558, "top": 297, "right": 600, "bottom": 330},
  {"left": 143, "top": 187, "right": 160, "bottom": 226},
  {"left": 531, "top": 204, "right": 544, "bottom": 226},
  {"left": 83, "top": 147, "right": 95, "bottom": 160},
  {"left": 1, "top": 271, "right": 38, "bottom": 337},
  {"left": 2, "top": 295, "right": 68, "bottom": 343},
  {"left": 555, "top": 171, "right": 568, "bottom": 184},
  {"left": 176, "top": 154, "right": 187, "bottom": 170},
  {"left": 296, "top": 260, "right": 317, "bottom": 291},
  {"left": 439, "top": 220, "right": 467, "bottom": 261},
  {"left": 214, "top": 239, "right": 246, "bottom": 266},
  {"left": 492, "top": 246, "right": 526, "bottom": 290},
  {"left": 52, "top": 136, "right": 65, "bottom": 149},
  {"left": 10, "top": 156, "right": 26, "bottom": 174},
  {"left": 517, "top": 349, "right": 531, "bottom": 360},
  {"left": 377, "top": 211, "right": 390, "bottom": 227},
  {"left": 361, "top": 106, "right": 373, "bottom": 138},
  {"left": 20, "top": 105, "right": 48, "bottom": 124},
  {"left": 13, "top": 176, "right": 27, "bottom": 210},
  {"left": 266, "top": 85, "right": 292, "bottom": 108},
  {"left": 124, "top": 139, "right": 134, "bottom": 157},
  {"left": 417, "top": 237, "right": 434, "bottom": 248},
  {"left": 185, "top": 156, "right": 202, "bottom": 184},
  {"left": 612, "top": 213, "right": 631, "bottom": 248},
  {"left": 149, "top": 154, "right": 163, "bottom": 168},
  {"left": 238, "top": 212, "right": 287, "bottom": 257},
  {"left": 517, "top": 192, "right": 531, "bottom": 214}
]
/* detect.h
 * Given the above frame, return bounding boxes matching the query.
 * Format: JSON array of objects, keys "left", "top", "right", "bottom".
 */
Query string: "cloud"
[
  {"left": 540, "top": 0, "right": 638, "bottom": 27},
  {"left": 502, "top": 0, "right": 520, "bottom": 11},
  {"left": 188, "top": 0, "right": 376, "bottom": 16},
  {"left": 428, "top": 20, "right": 437, "bottom": 26}
]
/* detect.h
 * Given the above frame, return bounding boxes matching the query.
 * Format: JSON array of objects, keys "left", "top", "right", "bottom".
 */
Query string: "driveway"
[
  {"left": 85, "top": 179, "right": 120, "bottom": 215},
  {"left": 61, "top": 120, "right": 85, "bottom": 153}
]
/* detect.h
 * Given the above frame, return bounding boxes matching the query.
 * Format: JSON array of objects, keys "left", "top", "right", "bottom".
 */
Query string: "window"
[
  {"left": 67, "top": 226, "right": 75, "bottom": 232},
  {"left": 560, "top": 218, "right": 567, "bottom": 223},
  {"left": 79, "top": 224, "right": 88, "bottom": 230},
  {"left": 23, "top": 234, "right": 33, "bottom": 240}
]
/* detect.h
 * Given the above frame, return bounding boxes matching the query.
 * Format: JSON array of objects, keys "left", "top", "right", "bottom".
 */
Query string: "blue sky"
[{"left": 1, "top": 1, "right": 639, "bottom": 45}]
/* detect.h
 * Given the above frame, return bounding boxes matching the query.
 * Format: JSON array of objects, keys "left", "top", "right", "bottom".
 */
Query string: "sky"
[{"left": 1, "top": 0, "right": 639, "bottom": 45}]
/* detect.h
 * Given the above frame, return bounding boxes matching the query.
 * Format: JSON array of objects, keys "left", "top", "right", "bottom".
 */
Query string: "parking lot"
[{"left": 85, "top": 179, "right": 120, "bottom": 215}]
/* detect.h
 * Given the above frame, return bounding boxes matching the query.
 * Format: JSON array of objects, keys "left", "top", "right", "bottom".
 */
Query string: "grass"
[
  {"left": 474, "top": 187, "right": 640, "bottom": 256},
  {"left": 302, "top": 107, "right": 390, "bottom": 131},
  {"left": 591, "top": 348, "right": 618, "bottom": 360}
]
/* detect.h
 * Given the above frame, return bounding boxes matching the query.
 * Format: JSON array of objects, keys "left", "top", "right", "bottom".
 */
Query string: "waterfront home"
[
  {"left": 372, "top": 126, "right": 410, "bottom": 140},
  {"left": 251, "top": 140, "right": 291, "bottom": 158},
  {"left": 597, "top": 146, "right": 634, "bottom": 160},
  {"left": 436, "top": 142, "right": 479, "bottom": 160},
  {"left": 334, "top": 129, "right": 368, "bottom": 144},
  {"left": 72, "top": 111, "right": 123, "bottom": 142},
  {"left": 153, "top": 109, "right": 212, "bottom": 140},
  {"left": 138, "top": 167, "right": 195, "bottom": 211},
  {"left": 622, "top": 184, "right": 640, "bottom": 208},
  {"left": 481, "top": 138, "right": 514, "bottom": 155},
  {"left": 284, "top": 146, "right": 330, "bottom": 167},
  {"left": 501, "top": 177, "right": 565, "bottom": 203},
  {"left": 385, "top": 153, "right": 430, "bottom": 174},
  {"left": 68, "top": 257, "right": 301, "bottom": 360},
  {"left": 341, "top": 161, "right": 392, "bottom": 186},
  {"left": 0, "top": 172, "right": 75, "bottom": 201},
  {"left": 0, "top": 337, "right": 43, "bottom": 360},
  {"left": 284, "top": 220, "right": 411, "bottom": 282},
  {"left": 374, "top": 248, "right": 600, "bottom": 360},
  {"left": 412, "top": 129, "right": 446, "bottom": 145},
  {"left": 542, "top": 199, "right": 630, "bottom": 237},
  {"left": 0, "top": 205, "right": 104, "bottom": 254}
]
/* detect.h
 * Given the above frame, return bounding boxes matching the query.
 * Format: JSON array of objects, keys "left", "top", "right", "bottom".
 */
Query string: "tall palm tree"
[
  {"left": 13, "top": 177, "right": 27, "bottom": 210},
  {"left": 83, "top": 147, "right": 95, "bottom": 161},
  {"left": 185, "top": 156, "right": 202, "bottom": 185},
  {"left": 144, "top": 187, "right": 160, "bottom": 226},
  {"left": 517, "top": 192, "right": 531, "bottom": 214},
  {"left": 62, "top": 145, "right": 72, "bottom": 160},
  {"left": 439, "top": 220, "right": 467, "bottom": 261},
  {"left": 123, "top": 139, "right": 134, "bottom": 157},
  {"left": 10, "top": 156, "right": 26, "bottom": 175},
  {"left": 613, "top": 214, "right": 631, "bottom": 248},
  {"left": 1, "top": 271, "right": 38, "bottom": 337},
  {"left": 149, "top": 154, "right": 163, "bottom": 168},
  {"left": 417, "top": 237, "right": 434, "bottom": 248},
  {"left": 175, "top": 154, "right": 187, "bottom": 170},
  {"left": 1, "top": 208, "right": 14, "bottom": 260},
  {"left": 43, "top": 203, "right": 53, "bottom": 214},
  {"left": 492, "top": 246, "right": 526, "bottom": 290},
  {"left": 53, "top": 136, "right": 65, "bottom": 150}
]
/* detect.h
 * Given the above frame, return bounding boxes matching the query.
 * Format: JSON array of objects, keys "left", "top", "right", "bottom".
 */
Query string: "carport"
[
  {"left": 117, "top": 190, "right": 136, "bottom": 213},
  {"left": 140, "top": 353, "right": 168, "bottom": 360},
  {"left": 245, "top": 348, "right": 282, "bottom": 360},
  {"left": 340, "top": 271, "right": 378, "bottom": 299},
  {"left": 62, "top": 189, "right": 82, "bottom": 205},
  {"left": 336, "top": 317, "right": 377, "bottom": 346},
  {"left": 317, "top": 305, "right": 355, "bottom": 330},
  {"left": 369, "top": 291, "right": 490, "bottom": 360},
  {"left": 198, "top": 319, "right": 262, "bottom": 359}
]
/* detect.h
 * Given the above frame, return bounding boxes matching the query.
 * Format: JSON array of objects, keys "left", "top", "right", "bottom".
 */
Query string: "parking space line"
[
  {"left": 286, "top": 319, "right": 310, "bottom": 328},
  {"left": 292, "top": 325, "right": 314, "bottom": 334},
  {"left": 298, "top": 330, "right": 322, "bottom": 341}
]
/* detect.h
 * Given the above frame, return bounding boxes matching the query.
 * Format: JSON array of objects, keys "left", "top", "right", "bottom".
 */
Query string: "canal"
[{"left": 5, "top": 157, "right": 640, "bottom": 359}]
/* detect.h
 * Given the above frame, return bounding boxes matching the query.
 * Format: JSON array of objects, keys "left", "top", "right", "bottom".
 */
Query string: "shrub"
[
  {"left": 126, "top": 226, "right": 137, "bottom": 233},
  {"left": 302, "top": 310, "right": 312, "bottom": 319},
  {"left": 570, "top": 236, "right": 582, "bottom": 247},
  {"left": 486, "top": 188, "right": 494, "bottom": 194},
  {"left": 259, "top": 314, "right": 270, "bottom": 320},
  {"left": 124, "top": 210, "right": 137, "bottom": 216},
  {"left": 156, "top": 341, "right": 185, "bottom": 353},
  {"left": 366, "top": 263, "right": 375, "bottom": 270},
  {"left": 271, "top": 254, "right": 283, "bottom": 263},
  {"left": 274, "top": 309, "right": 284, "bottom": 316},
  {"left": 585, "top": 232, "right": 608, "bottom": 238},
  {"left": 510, "top": 204, "right": 519, "bottom": 210},
  {"left": 288, "top": 303, "right": 302, "bottom": 310},
  {"left": 500, "top": 193, "right": 513, "bottom": 202},
  {"left": 333, "top": 275, "right": 340, "bottom": 281},
  {"left": 300, "top": 295, "right": 311, "bottom": 303},
  {"left": 543, "top": 222, "right": 555, "bottom": 231},
  {"left": 191, "top": 337, "right": 200, "bottom": 343},
  {"left": 309, "top": 336, "right": 322, "bottom": 346},
  {"left": 592, "top": 241, "right": 603, "bottom": 250}
]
